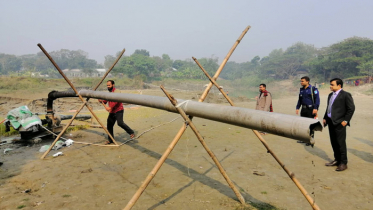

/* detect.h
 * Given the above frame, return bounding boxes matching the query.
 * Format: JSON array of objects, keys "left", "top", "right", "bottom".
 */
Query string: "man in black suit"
[{"left": 323, "top": 78, "right": 355, "bottom": 171}]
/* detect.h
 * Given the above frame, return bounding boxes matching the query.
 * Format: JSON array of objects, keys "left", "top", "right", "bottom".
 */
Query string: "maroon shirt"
[{"left": 102, "top": 87, "right": 124, "bottom": 113}]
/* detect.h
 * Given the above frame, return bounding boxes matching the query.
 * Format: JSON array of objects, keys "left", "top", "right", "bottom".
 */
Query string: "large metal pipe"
[
  {"left": 46, "top": 90, "right": 322, "bottom": 143},
  {"left": 60, "top": 90, "right": 321, "bottom": 143},
  {"left": 47, "top": 90, "right": 76, "bottom": 113}
]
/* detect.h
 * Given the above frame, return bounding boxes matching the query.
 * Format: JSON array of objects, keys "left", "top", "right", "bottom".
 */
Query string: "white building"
[{"left": 61, "top": 69, "right": 110, "bottom": 78}]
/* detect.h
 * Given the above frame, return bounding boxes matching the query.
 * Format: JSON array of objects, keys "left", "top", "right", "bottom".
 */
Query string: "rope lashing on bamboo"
[{"left": 175, "top": 100, "right": 191, "bottom": 109}]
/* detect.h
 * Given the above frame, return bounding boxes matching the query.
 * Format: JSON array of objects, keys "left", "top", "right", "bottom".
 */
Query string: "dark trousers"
[
  {"left": 326, "top": 117, "right": 348, "bottom": 164},
  {"left": 300, "top": 107, "right": 315, "bottom": 118},
  {"left": 107, "top": 110, "right": 134, "bottom": 143}
]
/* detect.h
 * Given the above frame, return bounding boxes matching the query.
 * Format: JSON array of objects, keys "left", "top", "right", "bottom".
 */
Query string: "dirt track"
[{"left": 0, "top": 86, "right": 372, "bottom": 210}]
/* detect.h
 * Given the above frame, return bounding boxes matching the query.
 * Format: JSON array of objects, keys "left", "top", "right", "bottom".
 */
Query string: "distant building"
[
  {"left": 95, "top": 69, "right": 107, "bottom": 77},
  {"left": 31, "top": 72, "right": 49, "bottom": 77},
  {"left": 61, "top": 69, "right": 110, "bottom": 78},
  {"left": 160, "top": 67, "right": 178, "bottom": 77}
]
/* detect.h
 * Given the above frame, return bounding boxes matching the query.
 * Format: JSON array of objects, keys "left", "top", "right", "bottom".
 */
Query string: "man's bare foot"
[
  {"left": 104, "top": 141, "right": 112, "bottom": 145},
  {"left": 130, "top": 134, "right": 135, "bottom": 139}
]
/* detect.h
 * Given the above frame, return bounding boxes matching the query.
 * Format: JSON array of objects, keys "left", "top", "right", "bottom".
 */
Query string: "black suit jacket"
[{"left": 323, "top": 89, "right": 355, "bottom": 126}]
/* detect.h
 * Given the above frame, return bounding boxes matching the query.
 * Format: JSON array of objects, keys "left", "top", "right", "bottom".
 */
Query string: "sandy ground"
[{"left": 0, "top": 85, "right": 372, "bottom": 210}]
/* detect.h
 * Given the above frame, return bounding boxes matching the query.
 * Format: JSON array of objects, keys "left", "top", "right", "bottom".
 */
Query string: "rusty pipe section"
[{"left": 73, "top": 90, "right": 322, "bottom": 143}]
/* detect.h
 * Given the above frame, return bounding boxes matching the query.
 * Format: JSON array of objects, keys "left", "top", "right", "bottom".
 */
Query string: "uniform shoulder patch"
[{"left": 314, "top": 90, "right": 318, "bottom": 94}]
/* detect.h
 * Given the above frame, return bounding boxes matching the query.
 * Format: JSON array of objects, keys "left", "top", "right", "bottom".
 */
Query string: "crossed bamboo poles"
[
  {"left": 123, "top": 26, "right": 251, "bottom": 210},
  {"left": 193, "top": 58, "right": 320, "bottom": 210},
  {"left": 38, "top": 44, "right": 125, "bottom": 159},
  {"left": 123, "top": 25, "right": 320, "bottom": 209}
]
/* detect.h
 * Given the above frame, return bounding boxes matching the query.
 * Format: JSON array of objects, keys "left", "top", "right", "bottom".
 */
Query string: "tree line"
[
  {"left": 1, "top": 36, "right": 373, "bottom": 84},
  {"left": 219, "top": 37, "right": 373, "bottom": 83},
  {"left": 0, "top": 49, "right": 102, "bottom": 77}
]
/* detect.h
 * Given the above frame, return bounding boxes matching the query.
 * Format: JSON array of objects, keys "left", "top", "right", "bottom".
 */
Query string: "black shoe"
[
  {"left": 325, "top": 160, "right": 339, "bottom": 166},
  {"left": 336, "top": 164, "right": 348, "bottom": 171}
]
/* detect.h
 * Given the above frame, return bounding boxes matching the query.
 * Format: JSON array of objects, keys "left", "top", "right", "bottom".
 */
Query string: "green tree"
[
  {"left": 161, "top": 54, "right": 172, "bottom": 69},
  {"left": 131, "top": 54, "right": 155, "bottom": 77},
  {"left": 259, "top": 43, "right": 317, "bottom": 79},
  {"left": 20, "top": 54, "right": 37, "bottom": 72},
  {"left": 324, "top": 37, "right": 373, "bottom": 78},
  {"left": 357, "top": 60, "right": 373, "bottom": 80},
  {"left": 0, "top": 54, "right": 22, "bottom": 74},
  {"left": 133, "top": 49, "right": 150, "bottom": 57},
  {"left": 153, "top": 56, "right": 166, "bottom": 72},
  {"left": 172, "top": 60, "right": 185, "bottom": 70},
  {"left": 34, "top": 52, "right": 54, "bottom": 72},
  {"left": 260, "top": 49, "right": 284, "bottom": 78},
  {"left": 197, "top": 57, "right": 219, "bottom": 77},
  {"left": 114, "top": 53, "right": 155, "bottom": 79},
  {"left": 220, "top": 61, "right": 242, "bottom": 80},
  {"left": 104, "top": 55, "right": 116, "bottom": 69}
]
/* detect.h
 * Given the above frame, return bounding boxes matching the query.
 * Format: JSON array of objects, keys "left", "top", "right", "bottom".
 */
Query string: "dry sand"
[{"left": 0, "top": 86, "right": 372, "bottom": 210}]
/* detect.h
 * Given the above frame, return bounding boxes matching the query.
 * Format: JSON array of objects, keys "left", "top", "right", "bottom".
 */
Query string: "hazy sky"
[{"left": 1, "top": 0, "right": 373, "bottom": 64}]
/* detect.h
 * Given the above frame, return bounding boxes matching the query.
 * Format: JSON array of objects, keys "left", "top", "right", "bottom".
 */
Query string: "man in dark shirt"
[
  {"left": 98, "top": 80, "right": 135, "bottom": 144},
  {"left": 296, "top": 76, "right": 320, "bottom": 146},
  {"left": 296, "top": 76, "right": 320, "bottom": 119}
]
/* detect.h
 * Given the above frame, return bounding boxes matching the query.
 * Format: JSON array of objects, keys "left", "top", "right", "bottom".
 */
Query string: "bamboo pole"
[
  {"left": 192, "top": 57, "right": 235, "bottom": 106},
  {"left": 38, "top": 44, "right": 124, "bottom": 159},
  {"left": 123, "top": 123, "right": 187, "bottom": 210},
  {"left": 252, "top": 132, "right": 320, "bottom": 210},
  {"left": 160, "top": 86, "right": 245, "bottom": 203},
  {"left": 199, "top": 26, "right": 250, "bottom": 102},
  {"left": 123, "top": 26, "right": 251, "bottom": 210},
  {"left": 194, "top": 58, "right": 320, "bottom": 210}
]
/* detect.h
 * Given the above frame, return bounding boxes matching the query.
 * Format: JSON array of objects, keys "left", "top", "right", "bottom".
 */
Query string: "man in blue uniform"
[
  {"left": 296, "top": 76, "right": 320, "bottom": 146},
  {"left": 296, "top": 76, "right": 320, "bottom": 119}
]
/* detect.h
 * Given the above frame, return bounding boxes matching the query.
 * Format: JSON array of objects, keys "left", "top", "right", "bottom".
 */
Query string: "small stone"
[
  {"left": 23, "top": 189, "right": 31, "bottom": 193},
  {"left": 253, "top": 171, "right": 265, "bottom": 176}
]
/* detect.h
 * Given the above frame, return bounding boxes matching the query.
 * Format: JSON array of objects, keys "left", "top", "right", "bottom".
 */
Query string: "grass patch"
[
  {"left": 22, "top": 198, "right": 29, "bottom": 201},
  {"left": 0, "top": 124, "right": 19, "bottom": 137},
  {"left": 261, "top": 191, "right": 268, "bottom": 194},
  {"left": 66, "top": 124, "right": 89, "bottom": 133},
  {"left": 62, "top": 194, "right": 71, "bottom": 198},
  {"left": 0, "top": 77, "right": 67, "bottom": 94},
  {"left": 17, "top": 205, "right": 26, "bottom": 209}
]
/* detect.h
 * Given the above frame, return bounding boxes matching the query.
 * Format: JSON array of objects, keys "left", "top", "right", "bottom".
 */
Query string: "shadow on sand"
[
  {"left": 301, "top": 143, "right": 332, "bottom": 162},
  {"left": 355, "top": 137, "right": 373, "bottom": 148},
  {"left": 116, "top": 134, "right": 278, "bottom": 210},
  {"left": 348, "top": 148, "right": 373, "bottom": 164}
]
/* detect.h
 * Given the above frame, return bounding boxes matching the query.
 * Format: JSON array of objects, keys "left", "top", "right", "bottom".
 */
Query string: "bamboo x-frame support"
[
  {"left": 38, "top": 44, "right": 126, "bottom": 159},
  {"left": 123, "top": 26, "right": 251, "bottom": 210},
  {"left": 123, "top": 25, "right": 320, "bottom": 210},
  {"left": 193, "top": 57, "right": 320, "bottom": 210}
]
